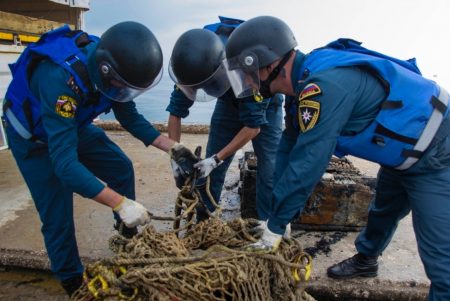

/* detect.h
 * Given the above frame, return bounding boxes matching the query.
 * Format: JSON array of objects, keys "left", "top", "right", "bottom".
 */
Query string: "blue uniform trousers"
[
  {"left": 197, "top": 98, "right": 283, "bottom": 220},
  {"left": 356, "top": 117, "right": 450, "bottom": 301},
  {"left": 6, "top": 124, "right": 135, "bottom": 281}
]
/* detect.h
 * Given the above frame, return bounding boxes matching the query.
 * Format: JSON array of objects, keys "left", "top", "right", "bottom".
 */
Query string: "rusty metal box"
[{"left": 238, "top": 152, "right": 376, "bottom": 231}]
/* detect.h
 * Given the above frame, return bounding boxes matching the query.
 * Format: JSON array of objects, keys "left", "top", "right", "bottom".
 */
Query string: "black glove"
[
  {"left": 170, "top": 159, "right": 188, "bottom": 189},
  {"left": 169, "top": 143, "right": 198, "bottom": 176}
]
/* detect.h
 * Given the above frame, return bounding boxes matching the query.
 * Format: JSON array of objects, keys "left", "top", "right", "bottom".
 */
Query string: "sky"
[{"left": 84, "top": 0, "right": 450, "bottom": 87}]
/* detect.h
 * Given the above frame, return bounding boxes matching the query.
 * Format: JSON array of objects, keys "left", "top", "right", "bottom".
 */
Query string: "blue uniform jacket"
[
  {"left": 269, "top": 50, "right": 387, "bottom": 234},
  {"left": 26, "top": 42, "right": 160, "bottom": 198}
]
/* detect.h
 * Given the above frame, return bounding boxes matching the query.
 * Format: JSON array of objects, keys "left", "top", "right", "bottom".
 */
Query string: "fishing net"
[{"left": 72, "top": 217, "right": 315, "bottom": 301}]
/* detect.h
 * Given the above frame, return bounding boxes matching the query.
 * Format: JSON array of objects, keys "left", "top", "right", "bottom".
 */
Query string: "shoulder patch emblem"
[
  {"left": 298, "top": 99, "right": 320, "bottom": 132},
  {"left": 299, "top": 83, "right": 321, "bottom": 101},
  {"left": 56, "top": 95, "right": 77, "bottom": 118}
]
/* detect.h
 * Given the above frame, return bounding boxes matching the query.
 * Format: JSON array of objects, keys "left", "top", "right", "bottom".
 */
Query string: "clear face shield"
[
  {"left": 168, "top": 61, "right": 230, "bottom": 102},
  {"left": 223, "top": 53, "right": 260, "bottom": 99},
  {"left": 97, "top": 62, "right": 163, "bottom": 103}
]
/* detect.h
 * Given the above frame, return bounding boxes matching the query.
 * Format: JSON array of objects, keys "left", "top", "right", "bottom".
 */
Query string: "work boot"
[
  {"left": 61, "top": 274, "right": 83, "bottom": 297},
  {"left": 114, "top": 221, "right": 138, "bottom": 239},
  {"left": 327, "top": 253, "right": 378, "bottom": 279}
]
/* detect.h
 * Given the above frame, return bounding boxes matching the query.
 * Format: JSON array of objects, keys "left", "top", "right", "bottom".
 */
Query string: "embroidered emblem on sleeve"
[
  {"left": 298, "top": 99, "right": 320, "bottom": 132},
  {"left": 299, "top": 83, "right": 321, "bottom": 101},
  {"left": 55, "top": 95, "right": 77, "bottom": 118}
]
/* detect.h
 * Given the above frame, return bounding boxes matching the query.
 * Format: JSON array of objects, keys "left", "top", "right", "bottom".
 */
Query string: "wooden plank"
[
  {"left": 0, "top": 0, "right": 81, "bottom": 25},
  {"left": 0, "top": 11, "right": 70, "bottom": 35}
]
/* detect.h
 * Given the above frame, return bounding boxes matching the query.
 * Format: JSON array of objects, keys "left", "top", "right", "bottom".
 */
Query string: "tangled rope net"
[
  {"left": 72, "top": 217, "right": 315, "bottom": 301},
  {"left": 72, "top": 158, "right": 315, "bottom": 301}
]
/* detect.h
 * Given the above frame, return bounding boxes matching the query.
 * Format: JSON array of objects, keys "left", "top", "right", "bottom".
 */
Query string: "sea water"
[{"left": 101, "top": 74, "right": 216, "bottom": 124}]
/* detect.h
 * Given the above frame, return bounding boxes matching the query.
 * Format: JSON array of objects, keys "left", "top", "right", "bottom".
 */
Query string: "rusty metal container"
[{"left": 238, "top": 152, "right": 376, "bottom": 231}]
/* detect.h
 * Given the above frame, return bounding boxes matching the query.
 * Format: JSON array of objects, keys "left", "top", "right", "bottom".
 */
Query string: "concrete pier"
[{"left": 0, "top": 129, "right": 429, "bottom": 300}]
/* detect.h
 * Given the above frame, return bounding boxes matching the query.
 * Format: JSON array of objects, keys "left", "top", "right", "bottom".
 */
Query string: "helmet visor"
[
  {"left": 168, "top": 60, "right": 230, "bottom": 102},
  {"left": 223, "top": 54, "right": 260, "bottom": 98},
  {"left": 98, "top": 62, "right": 163, "bottom": 102}
]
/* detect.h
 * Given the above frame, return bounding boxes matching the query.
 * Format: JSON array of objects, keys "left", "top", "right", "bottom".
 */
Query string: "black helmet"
[
  {"left": 224, "top": 16, "right": 297, "bottom": 98},
  {"left": 169, "top": 29, "right": 230, "bottom": 101},
  {"left": 225, "top": 16, "right": 297, "bottom": 68},
  {"left": 95, "top": 21, "right": 163, "bottom": 102}
]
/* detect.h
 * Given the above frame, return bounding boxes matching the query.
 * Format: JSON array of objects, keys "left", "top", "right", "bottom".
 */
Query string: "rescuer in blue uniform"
[
  {"left": 167, "top": 16, "right": 284, "bottom": 224},
  {"left": 2, "top": 22, "right": 197, "bottom": 296},
  {"left": 223, "top": 16, "right": 450, "bottom": 300}
]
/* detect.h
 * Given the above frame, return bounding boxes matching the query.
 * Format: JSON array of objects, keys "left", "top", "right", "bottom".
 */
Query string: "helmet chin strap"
[{"left": 256, "top": 51, "right": 292, "bottom": 100}]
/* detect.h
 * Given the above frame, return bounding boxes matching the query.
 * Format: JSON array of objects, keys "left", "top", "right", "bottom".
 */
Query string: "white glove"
[
  {"left": 251, "top": 220, "right": 291, "bottom": 238},
  {"left": 194, "top": 154, "right": 223, "bottom": 178},
  {"left": 244, "top": 226, "right": 282, "bottom": 252},
  {"left": 113, "top": 197, "right": 150, "bottom": 228},
  {"left": 248, "top": 219, "right": 267, "bottom": 237}
]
